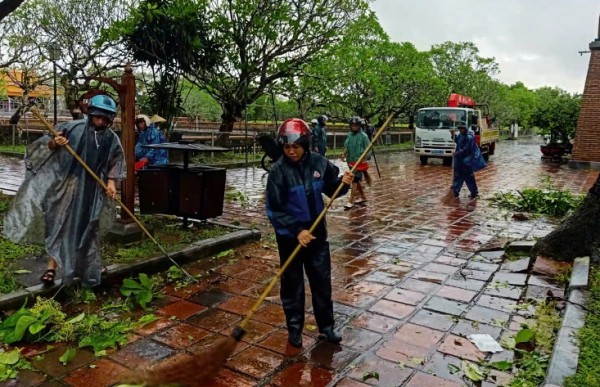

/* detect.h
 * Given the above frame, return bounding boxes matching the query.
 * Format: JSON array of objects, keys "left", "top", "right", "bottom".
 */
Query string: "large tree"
[
  {"left": 10, "top": 0, "right": 133, "bottom": 118},
  {"left": 182, "top": 0, "right": 368, "bottom": 140},
  {"left": 530, "top": 87, "right": 580, "bottom": 145},
  {"left": 428, "top": 41, "right": 499, "bottom": 104},
  {"left": 532, "top": 174, "right": 600, "bottom": 262}
]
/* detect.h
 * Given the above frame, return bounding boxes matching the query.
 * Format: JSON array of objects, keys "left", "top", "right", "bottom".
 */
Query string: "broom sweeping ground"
[{"left": 122, "top": 112, "right": 397, "bottom": 387}]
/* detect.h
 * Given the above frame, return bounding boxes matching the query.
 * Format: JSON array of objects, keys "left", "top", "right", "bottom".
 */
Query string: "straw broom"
[{"left": 123, "top": 111, "right": 397, "bottom": 387}]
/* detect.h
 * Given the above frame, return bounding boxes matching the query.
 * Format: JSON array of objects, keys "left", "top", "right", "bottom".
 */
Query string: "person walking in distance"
[
  {"left": 342, "top": 116, "right": 371, "bottom": 209},
  {"left": 311, "top": 115, "right": 328, "bottom": 156}
]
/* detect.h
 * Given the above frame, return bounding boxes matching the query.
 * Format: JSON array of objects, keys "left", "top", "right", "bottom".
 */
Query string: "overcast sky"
[{"left": 371, "top": 0, "right": 600, "bottom": 93}]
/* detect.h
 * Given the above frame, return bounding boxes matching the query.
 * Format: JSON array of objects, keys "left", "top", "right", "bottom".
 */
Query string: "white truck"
[{"left": 414, "top": 93, "right": 499, "bottom": 165}]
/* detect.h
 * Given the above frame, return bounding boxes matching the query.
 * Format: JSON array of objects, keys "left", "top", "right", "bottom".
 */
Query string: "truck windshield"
[{"left": 417, "top": 109, "right": 467, "bottom": 129}]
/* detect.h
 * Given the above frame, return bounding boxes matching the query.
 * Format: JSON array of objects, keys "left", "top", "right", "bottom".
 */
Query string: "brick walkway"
[{"left": 2, "top": 138, "right": 599, "bottom": 386}]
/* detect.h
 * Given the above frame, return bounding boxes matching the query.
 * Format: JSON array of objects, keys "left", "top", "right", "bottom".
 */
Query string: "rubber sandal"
[
  {"left": 354, "top": 199, "right": 367, "bottom": 204},
  {"left": 344, "top": 203, "right": 354, "bottom": 210},
  {"left": 40, "top": 269, "right": 56, "bottom": 285}
]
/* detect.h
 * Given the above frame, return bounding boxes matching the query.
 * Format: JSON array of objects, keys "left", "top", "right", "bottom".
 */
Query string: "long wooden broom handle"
[
  {"left": 238, "top": 111, "right": 396, "bottom": 329},
  {"left": 29, "top": 108, "right": 196, "bottom": 279}
]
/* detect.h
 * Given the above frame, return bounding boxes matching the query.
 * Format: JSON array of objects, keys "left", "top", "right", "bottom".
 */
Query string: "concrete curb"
[
  {"left": 0, "top": 150, "right": 25, "bottom": 158},
  {"left": 0, "top": 228, "right": 261, "bottom": 311},
  {"left": 544, "top": 256, "right": 590, "bottom": 386}
]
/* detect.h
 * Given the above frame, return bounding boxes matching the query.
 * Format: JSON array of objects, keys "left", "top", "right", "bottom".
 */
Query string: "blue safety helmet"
[{"left": 87, "top": 94, "right": 117, "bottom": 124}]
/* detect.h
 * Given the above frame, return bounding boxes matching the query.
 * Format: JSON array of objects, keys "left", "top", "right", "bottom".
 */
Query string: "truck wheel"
[
  {"left": 419, "top": 156, "right": 428, "bottom": 165},
  {"left": 442, "top": 158, "right": 452, "bottom": 166}
]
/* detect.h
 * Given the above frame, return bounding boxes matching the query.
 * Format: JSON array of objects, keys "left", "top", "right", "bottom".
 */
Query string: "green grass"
[
  {"left": 564, "top": 265, "right": 600, "bottom": 387},
  {"left": 0, "top": 144, "right": 26, "bottom": 154}
]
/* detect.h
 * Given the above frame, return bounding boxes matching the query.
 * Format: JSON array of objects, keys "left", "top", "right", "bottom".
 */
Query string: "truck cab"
[{"left": 414, "top": 94, "right": 498, "bottom": 165}]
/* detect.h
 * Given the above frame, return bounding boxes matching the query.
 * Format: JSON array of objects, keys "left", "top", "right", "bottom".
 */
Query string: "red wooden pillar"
[{"left": 119, "top": 64, "right": 136, "bottom": 222}]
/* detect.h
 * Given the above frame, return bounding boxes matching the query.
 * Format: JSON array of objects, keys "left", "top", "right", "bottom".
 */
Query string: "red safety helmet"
[{"left": 277, "top": 118, "right": 311, "bottom": 149}]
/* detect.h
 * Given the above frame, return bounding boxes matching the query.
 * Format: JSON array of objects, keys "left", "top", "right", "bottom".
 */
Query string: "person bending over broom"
[
  {"left": 266, "top": 118, "right": 353, "bottom": 348},
  {"left": 3, "top": 94, "right": 125, "bottom": 288}
]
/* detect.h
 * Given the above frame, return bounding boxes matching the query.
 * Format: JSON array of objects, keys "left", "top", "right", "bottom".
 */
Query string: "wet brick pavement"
[{"left": 2, "top": 138, "right": 599, "bottom": 386}]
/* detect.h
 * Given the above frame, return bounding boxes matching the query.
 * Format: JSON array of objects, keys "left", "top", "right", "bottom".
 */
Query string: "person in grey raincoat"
[{"left": 3, "top": 94, "right": 126, "bottom": 287}]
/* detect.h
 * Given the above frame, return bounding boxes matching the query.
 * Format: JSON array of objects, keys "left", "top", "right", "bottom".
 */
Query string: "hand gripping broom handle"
[
  {"left": 30, "top": 108, "right": 196, "bottom": 281},
  {"left": 237, "top": 112, "right": 396, "bottom": 330}
]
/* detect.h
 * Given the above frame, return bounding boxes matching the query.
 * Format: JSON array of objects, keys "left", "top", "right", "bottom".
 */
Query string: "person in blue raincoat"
[
  {"left": 311, "top": 115, "right": 328, "bottom": 156},
  {"left": 266, "top": 118, "right": 353, "bottom": 348},
  {"left": 3, "top": 94, "right": 126, "bottom": 286},
  {"left": 134, "top": 114, "right": 168, "bottom": 169},
  {"left": 451, "top": 122, "right": 481, "bottom": 199}
]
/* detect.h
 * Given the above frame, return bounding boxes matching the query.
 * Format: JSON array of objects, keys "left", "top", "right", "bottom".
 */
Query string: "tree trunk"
[
  {"left": 217, "top": 103, "right": 243, "bottom": 146},
  {"left": 61, "top": 77, "right": 84, "bottom": 119},
  {"left": 532, "top": 173, "right": 600, "bottom": 262}
]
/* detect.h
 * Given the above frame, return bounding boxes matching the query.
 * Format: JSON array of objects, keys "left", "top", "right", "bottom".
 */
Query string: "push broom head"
[{"left": 119, "top": 326, "right": 245, "bottom": 387}]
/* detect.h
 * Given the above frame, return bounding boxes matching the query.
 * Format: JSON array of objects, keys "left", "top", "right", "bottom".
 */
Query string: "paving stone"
[
  {"left": 32, "top": 344, "right": 96, "bottom": 378},
  {"left": 563, "top": 290, "right": 589, "bottom": 329},
  {"left": 424, "top": 297, "right": 469, "bottom": 316},
  {"left": 189, "top": 289, "right": 233, "bottom": 307},
  {"left": 492, "top": 272, "right": 528, "bottom": 286},
  {"left": 383, "top": 288, "right": 427, "bottom": 305},
  {"left": 369, "top": 299, "right": 415, "bottom": 319},
  {"left": 451, "top": 320, "right": 502, "bottom": 340},
  {"left": 303, "top": 341, "right": 359, "bottom": 370},
  {"left": 531, "top": 256, "right": 571, "bottom": 277},
  {"left": 333, "top": 290, "right": 377, "bottom": 308},
  {"left": 436, "top": 285, "right": 477, "bottom": 302},
  {"left": 271, "top": 362, "right": 334, "bottom": 387},
  {"left": 464, "top": 269, "right": 495, "bottom": 282},
  {"left": 4, "top": 370, "right": 47, "bottom": 387},
  {"left": 466, "top": 261, "right": 499, "bottom": 272},
  {"left": 157, "top": 300, "right": 207, "bottom": 320},
  {"left": 409, "top": 310, "right": 456, "bottom": 331},
  {"left": 525, "top": 284, "right": 563, "bottom": 300},
  {"left": 363, "top": 271, "right": 403, "bottom": 286},
  {"left": 225, "top": 319, "right": 277, "bottom": 344},
  {"left": 438, "top": 334, "right": 486, "bottom": 362},
  {"left": 445, "top": 277, "right": 487, "bottom": 292},
  {"left": 346, "top": 280, "right": 392, "bottom": 296},
  {"left": 545, "top": 326, "right": 579, "bottom": 386},
  {"left": 350, "top": 312, "right": 401, "bottom": 334},
  {"left": 335, "top": 378, "right": 370, "bottom": 386},
  {"left": 501, "top": 257, "right": 530, "bottom": 272},
  {"left": 506, "top": 240, "right": 536, "bottom": 254},
  {"left": 405, "top": 372, "right": 462, "bottom": 387},
  {"left": 152, "top": 322, "right": 211, "bottom": 349},
  {"left": 347, "top": 354, "right": 412, "bottom": 386},
  {"left": 199, "top": 367, "right": 256, "bottom": 387},
  {"left": 465, "top": 305, "right": 510, "bottom": 327},
  {"left": 422, "top": 262, "right": 459, "bottom": 275},
  {"left": 399, "top": 278, "right": 441, "bottom": 293},
  {"left": 63, "top": 358, "right": 129, "bottom": 387},
  {"left": 410, "top": 270, "right": 448, "bottom": 284},
  {"left": 257, "top": 329, "right": 315, "bottom": 356},
  {"left": 250, "top": 303, "right": 287, "bottom": 326},
  {"left": 476, "top": 294, "right": 519, "bottom": 313},
  {"left": 109, "top": 339, "right": 174, "bottom": 369},
  {"left": 217, "top": 295, "right": 258, "bottom": 315},
  {"left": 435, "top": 255, "right": 468, "bottom": 267},
  {"left": 338, "top": 326, "right": 382, "bottom": 351},
  {"left": 376, "top": 323, "right": 444, "bottom": 363},
  {"left": 189, "top": 308, "right": 242, "bottom": 332},
  {"left": 226, "top": 346, "right": 285, "bottom": 379},
  {"left": 478, "top": 250, "right": 505, "bottom": 262},
  {"left": 134, "top": 315, "right": 178, "bottom": 336},
  {"left": 422, "top": 352, "right": 465, "bottom": 385},
  {"left": 483, "top": 285, "right": 524, "bottom": 300},
  {"left": 187, "top": 332, "right": 248, "bottom": 358},
  {"left": 332, "top": 302, "right": 362, "bottom": 317},
  {"left": 570, "top": 257, "right": 590, "bottom": 289}
]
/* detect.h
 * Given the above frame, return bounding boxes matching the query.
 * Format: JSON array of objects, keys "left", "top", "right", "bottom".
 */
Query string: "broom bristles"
[{"left": 120, "top": 336, "right": 239, "bottom": 387}]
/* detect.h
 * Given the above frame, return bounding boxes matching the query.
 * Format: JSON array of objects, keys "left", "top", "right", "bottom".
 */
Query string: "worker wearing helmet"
[
  {"left": 311, "top": 115, "right": 328, "bottom": 156},
  {"left": 4, "top": 94, "right": 126, "bottom": 287},
  {"left": 134, "top": 114, "right": 168, "bottom": 170},
  {"left": 266, "top": 118, "right": 353, "bottom": 348},
  {"left": 342, "top": 116, "right": 371, "bottom": 209}
]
